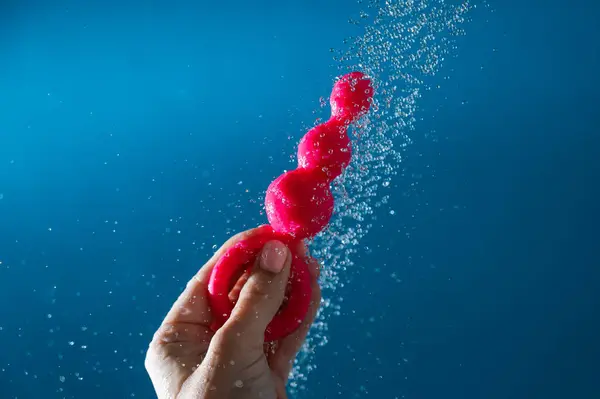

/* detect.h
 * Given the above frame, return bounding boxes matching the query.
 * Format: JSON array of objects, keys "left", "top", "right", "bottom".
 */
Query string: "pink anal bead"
[
  {"left": 208, "top": 70, "right": 374, "bottom": 343},
  {"left": 265, "top": 168, "right": 334, "bottom": 239},
  {"left": 297, "top": 119, "right": 351, "bottom": 181},
  {"left": 330, "top": 71, "right": 373, "bottom": 123}
]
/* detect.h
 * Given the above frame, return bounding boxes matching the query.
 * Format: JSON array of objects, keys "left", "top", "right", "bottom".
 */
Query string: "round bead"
[
  {"left": 330, "top": 71, "right": 373, "bottom": 123},
  {"left": 265, "top": 168, "right": 334, "bottom": 239},
  {"left": 297, "top": 119, "right": 351, "bottom": 181}
]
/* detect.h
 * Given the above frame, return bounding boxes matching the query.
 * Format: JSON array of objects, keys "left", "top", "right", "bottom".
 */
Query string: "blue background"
[{"left": 1, "top": 1, "right": 599, "bottom": 398}]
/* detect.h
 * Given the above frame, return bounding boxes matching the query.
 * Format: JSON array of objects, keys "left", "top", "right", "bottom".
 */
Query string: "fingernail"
[{"left": 260, "top": 240, "right": 288, "bottom": 274}]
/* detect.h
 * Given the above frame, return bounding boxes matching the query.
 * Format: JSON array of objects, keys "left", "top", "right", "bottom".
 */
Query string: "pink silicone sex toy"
[{"left": 208, "top": 71, "right": 374, "bottom": 342}]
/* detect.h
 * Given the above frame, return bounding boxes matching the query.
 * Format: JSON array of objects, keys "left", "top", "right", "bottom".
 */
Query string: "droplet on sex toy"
[
  {"left": 265, "top": 168, "right": 334, "bottom": 239},
  {"left": 297, "top": 119, "right": 351, "bottom": 181},
  {"left": 330, "top": 71, "right": 373, "bottom": 123}
]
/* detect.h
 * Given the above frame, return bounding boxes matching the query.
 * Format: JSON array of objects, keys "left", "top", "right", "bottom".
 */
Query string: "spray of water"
[{"left": 287, "top": 0, "right": 473, "bottom": 394}]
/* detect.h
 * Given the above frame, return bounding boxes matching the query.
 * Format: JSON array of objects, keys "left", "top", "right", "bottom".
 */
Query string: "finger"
[
  {"left": 228, "top": 269, "right": 251, "bottom": 303},
  {"left": 161, "top": 225, "right": 270, "bottom": 327},
  {"left": 262, "top": 241, "right": 318, "bottom": 357},
  {"left": 269, "top": 254, "right": 321, "bottom": 382},
  {"left": 296, "top": 240, "right": 320, "bottom": 280},
  {"left": 222, "top": 240, "right": 292, "bottom": 345}
]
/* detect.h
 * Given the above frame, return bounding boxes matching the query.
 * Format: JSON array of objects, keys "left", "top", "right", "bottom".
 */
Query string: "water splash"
[{"left": 288, "top": 0, "right": 473, "bottom": 395}]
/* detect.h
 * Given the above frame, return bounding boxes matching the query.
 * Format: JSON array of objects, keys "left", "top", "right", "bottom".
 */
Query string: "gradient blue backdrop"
[{"left": 1, "top": 1, "right": 599, "bottom": 398}]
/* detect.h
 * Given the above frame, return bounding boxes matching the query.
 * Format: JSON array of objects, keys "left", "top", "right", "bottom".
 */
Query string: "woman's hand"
[{"left": 145, "top": 226, "right": 322, "bottom": 399}]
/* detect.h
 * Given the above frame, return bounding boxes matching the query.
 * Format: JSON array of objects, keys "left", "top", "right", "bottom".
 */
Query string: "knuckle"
[
  {"left": 152, "top": 323, "right": 179, "bottom": 344},
  {"left": 245, "top": 279, "right": 271, "bottom": 298},
  {"left": 212, "top": 326, "right": 241, "bottom": 348},
  {"left": 214, "top": 320, "right": 264, "bottom": 352},
  {"left": 209, "top": 327, "right": 243, "bottom": 358}
]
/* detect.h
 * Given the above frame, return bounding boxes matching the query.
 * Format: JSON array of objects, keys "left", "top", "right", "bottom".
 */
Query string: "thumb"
[{"left": 224, "top": 240, "right": 291, "bottom": 343}]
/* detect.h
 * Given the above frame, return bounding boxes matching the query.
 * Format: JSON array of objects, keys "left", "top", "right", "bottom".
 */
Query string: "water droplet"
[{"left": 288, "top": 0, "right": 473, "bottom": 392}]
